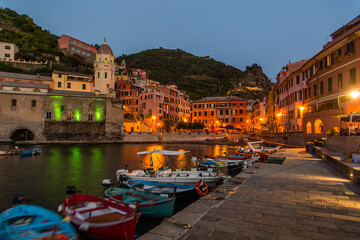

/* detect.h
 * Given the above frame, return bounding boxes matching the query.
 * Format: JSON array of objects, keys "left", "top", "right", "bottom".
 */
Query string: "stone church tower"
[{"left": 94, "top": 41, "right": 116, "bottom": 97}]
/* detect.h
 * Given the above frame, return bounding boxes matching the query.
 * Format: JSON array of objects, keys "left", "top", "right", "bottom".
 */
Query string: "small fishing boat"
[
  {"left": 125, "top": 179, "right": 199, "bottom": 200},
  {"left": 0, "top": 204, "right": 78, "bottom": 240},
  {"left": 245, "top": 141, "right": 281, "bottom": 153},
  {"left": 20, "top": 148, "right": 41, "bottom": 156},
  {"left": 116, "top": 149, "right": 223, "bottom": 188},
  {"left": 59, "top": 194, "right": 139, "bottom": 240},
  {"left": 198, "top": 158, "right": 246, "bottom": 171},
  {"left": 104, "top": 187, "right": 175, "bottom": 218}
]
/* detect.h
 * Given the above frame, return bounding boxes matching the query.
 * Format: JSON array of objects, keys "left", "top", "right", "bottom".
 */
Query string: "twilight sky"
[{"left": 1, "top": 0, "right": 359, "bottom": 81}]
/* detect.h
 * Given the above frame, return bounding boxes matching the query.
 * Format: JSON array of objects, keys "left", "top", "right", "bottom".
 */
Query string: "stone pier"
[{"left": 140, "top": 148, "right": 360, "bottom": 240}]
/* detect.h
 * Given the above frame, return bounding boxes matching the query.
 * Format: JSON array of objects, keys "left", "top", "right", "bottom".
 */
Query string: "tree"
[{"left": 190, "top": 122, "right": 205, "bottom": 130}]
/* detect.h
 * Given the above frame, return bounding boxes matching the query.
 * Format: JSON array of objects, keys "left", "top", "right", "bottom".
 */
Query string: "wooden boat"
[
  {"left": 198, "top": 158, "right": 246, "bottom": 171},
  {"left": 104, "top": 187, "right": 175, "bottom": 218},
  {"left": 116, "top": 149, "right": 223, "bottom": 188},
  {"left": 20, "top": 148, "right": 41, "bottom": 156},
  {"left": 125, "top": 179, "right": 198, "bottom": 201},
  {"left": 245, "top": 141, "right": 281, "bottom": 153},
  {"left": 0, "top": 204, "right": 78, "bottom": 240},
  {"left": 59, "top": 194, "right": 139, "bottom": 240}
]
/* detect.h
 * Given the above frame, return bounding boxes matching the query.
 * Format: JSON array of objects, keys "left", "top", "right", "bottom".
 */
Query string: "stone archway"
[{"left": 10, "top": 129, "right": 35, "bottom": 141}]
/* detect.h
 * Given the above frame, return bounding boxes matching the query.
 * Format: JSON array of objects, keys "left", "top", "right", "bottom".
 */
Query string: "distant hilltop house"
[
  {"left": 0, "top": 42, "right": 18, "bottom": 61},
  {"left": 58, "top": 34, "right": 97, "bottom": 63}
]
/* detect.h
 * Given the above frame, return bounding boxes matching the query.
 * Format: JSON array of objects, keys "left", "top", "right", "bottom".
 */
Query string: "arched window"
[
  {"left": 46, "top": 111, "right": 52, "bottom": 119},
  {"left": 105, "top": 57, "right": 108, "bottom": 63},
  {"left": 97, "top": 72, "right": 100, "bottom": 78},
  {"left": 306, "top": 122, "right": 312, "bottom": 134},
  {"left": 111, "top": 58, "right": 113, "bottom": 63},
  {"left": 66, "top": 111, "right": 72, "bottom": 120},
  {"left": 314, "top": 119, "right": 323, "bottom": 134},
  {"left": 104, "top": 72, "right": 107, "bottom": 79},
  {"left": 98, "top": 57, "right": 101, "bottom": 62},
  {"left": 88, "top": 113, "right": 93, "bottom": 121}
]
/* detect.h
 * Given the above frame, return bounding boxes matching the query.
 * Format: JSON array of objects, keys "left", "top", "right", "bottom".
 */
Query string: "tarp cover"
[{"left": 137, "top": 150, "right": 190, "bottom": 156}]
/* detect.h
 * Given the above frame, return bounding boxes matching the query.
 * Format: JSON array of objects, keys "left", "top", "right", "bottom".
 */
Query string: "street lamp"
[{"left": 339, "top": 90, "right": 360, "bottom": 130}]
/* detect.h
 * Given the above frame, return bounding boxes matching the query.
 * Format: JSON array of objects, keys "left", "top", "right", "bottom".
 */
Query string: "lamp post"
[{"left": 339, "top": 90, "right": 360, "bottom": 131}]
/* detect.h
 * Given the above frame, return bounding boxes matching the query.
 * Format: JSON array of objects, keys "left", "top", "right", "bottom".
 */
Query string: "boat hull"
[
  {"left": 126, "top": 179, "right": 199, "bottom": 201},
  {"left": 61, "top": 194, "right": 138, "bottom": 240},
  {"left": 0, "top": 204, "right": 77, "bottom": 240},
  {"left": 105, "top": 187, "right": 175, "bottom": 218}
]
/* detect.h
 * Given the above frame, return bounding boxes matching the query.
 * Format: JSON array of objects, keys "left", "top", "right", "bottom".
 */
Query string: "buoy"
[{"left": 5, "top": 155, "right": 8, "bottom": 158}]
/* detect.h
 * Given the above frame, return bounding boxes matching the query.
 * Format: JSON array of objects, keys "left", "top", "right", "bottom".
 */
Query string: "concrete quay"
[{"left": 140, "top": 148, "right": 360, "bottom": 240}]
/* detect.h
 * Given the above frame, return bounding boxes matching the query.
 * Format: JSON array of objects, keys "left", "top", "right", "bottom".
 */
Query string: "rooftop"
[
  {"left": 0, "top": 71, "right": 52, "bottom": 81},
  {"left": 1, "top": 81, "right": 49, "bottom": 89}
]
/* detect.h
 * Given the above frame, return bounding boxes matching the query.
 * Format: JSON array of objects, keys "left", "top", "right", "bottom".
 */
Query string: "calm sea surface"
[{"left": 0, "top": 143, "right": 241, "bottom": 238}]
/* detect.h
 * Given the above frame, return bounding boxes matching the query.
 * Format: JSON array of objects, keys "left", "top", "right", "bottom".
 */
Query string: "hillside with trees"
[
  {"left": 116, "top": 49, "right": 272, "bottom": 100},
  {"left": 0, "top": 8, "right": 93, "bottom": 75}
]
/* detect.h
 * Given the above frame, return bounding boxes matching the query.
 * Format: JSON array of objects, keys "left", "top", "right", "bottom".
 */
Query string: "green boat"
[{"left": 104, "top": 187, "right": 175, "bottom": 218}]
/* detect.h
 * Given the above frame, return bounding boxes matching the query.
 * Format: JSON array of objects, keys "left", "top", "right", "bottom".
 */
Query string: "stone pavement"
[{"left": 140, "top": 148, "right": 360, "bottom": 240}]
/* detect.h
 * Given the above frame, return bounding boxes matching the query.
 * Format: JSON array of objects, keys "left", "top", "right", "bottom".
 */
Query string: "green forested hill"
[
  {"left": 0, "top": 8, "right": 92, "bottom": 75},
  {"left": 116, "top": 48, "right": 272, "bottom": 100},
  {"left": 0, "top": 8, "right": 271, "bottom": 100}
]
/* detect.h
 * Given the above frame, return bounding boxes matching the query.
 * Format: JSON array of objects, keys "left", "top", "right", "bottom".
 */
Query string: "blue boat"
[
  {"left": 126, "top": 179, "right": 199, "bottom": 200},
  {"left": 20, "top": 148, "right": 41, "bottom": 156},
  {"left": 104, "top": 187, "right": 176, "bottom": 218},
  {"left": 0, "top": 204, "right": 77, "bottom": 240}
]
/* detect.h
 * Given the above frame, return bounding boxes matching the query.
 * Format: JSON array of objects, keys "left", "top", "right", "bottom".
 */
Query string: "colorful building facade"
[
  {"left": 52, "top": 71, "right": 93, "bottom": 92},
  {"left": 58, "top": 34, "right": 97, "bottom": 63},
  {"left": 192, "top": 96, "right": 247, "bottom": 131}
]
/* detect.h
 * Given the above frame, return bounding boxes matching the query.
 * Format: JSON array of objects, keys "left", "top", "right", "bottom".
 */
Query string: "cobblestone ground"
[{"left": 180, "top": 148, "right": 360, "bottom": 240}]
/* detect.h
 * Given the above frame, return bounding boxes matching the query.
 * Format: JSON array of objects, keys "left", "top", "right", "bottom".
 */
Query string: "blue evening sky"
[{"left": 1, "top": 0, "right": 359, "bottom": 81}]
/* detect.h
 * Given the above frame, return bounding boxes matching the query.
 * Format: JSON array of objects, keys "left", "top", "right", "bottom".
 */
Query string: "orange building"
[{"left": 192, "top": 96, "right": 247, "bottom": 131}]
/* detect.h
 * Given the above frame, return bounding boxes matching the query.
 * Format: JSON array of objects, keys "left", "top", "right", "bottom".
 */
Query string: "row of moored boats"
[{"left": 0, "top": 141, "right": 280, "bottom": 240}]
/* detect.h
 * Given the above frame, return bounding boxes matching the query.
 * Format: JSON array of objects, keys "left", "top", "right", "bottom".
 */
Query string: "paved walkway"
[{"left": 141, "top": 148, "right": 360, "bottom": 240}]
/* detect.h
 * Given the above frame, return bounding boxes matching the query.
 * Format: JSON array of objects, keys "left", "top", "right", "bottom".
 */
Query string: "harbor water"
[{"left": 0, "top": 143, "right": 241, "bottom": 238}]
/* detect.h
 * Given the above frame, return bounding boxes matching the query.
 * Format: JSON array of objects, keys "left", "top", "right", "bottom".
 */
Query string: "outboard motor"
[
  {"left": 66, "top": 186, "right": 77, "bottom": 196},
  {"left": 102, "top": 179, "right": 113, "bottom": 188},
  {"left": 12, "top": 193, "right": 26, "bottom": 205},
  {"left": 191, "top": 157, "right": 198, "bottom": 167}
]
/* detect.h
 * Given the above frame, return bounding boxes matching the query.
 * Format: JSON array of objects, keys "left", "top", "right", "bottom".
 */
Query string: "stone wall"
[
  {"left": 260, "top": 131, "right": 313, "bottom": 146},
  {"left": 0, "top": 92, "right": 124, "bottom": 142},
  {"left": 325, "top": 136, "right": 360, "bottom": 155},
  {"left": 122, "top": 132, "right": 226, "bottom": 143}
]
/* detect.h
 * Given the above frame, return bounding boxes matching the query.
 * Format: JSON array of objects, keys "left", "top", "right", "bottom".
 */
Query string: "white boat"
[
  {"left": 116, "top": 149, "right": 223, "bottom": 188},
  {"left": 244, "top": 141, "right": 281, "bottom": 154}
]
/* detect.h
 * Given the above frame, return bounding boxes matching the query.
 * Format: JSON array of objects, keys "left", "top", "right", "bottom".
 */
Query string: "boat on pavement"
[
  {"left": 245, "top": 141, "right": 281, "bottom": 154},
  {"left": 116, "top": 149, "right": 223, "bottom": 188},
  {"left": 104, "top": 187, "right": 175, "bottom": 218},
  {"left": 0, "top": 204, "right": 77, "bottom": 240},
  {"left": 59, "top": 194, "right": 139, "bottom": 240},
  {"left": 125, "top": 179, "right": 199, "bottom": 200}
]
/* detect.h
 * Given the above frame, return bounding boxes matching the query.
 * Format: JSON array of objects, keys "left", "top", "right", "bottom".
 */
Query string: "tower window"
[
  {"left": 105, "top": 72, "right": 107, "bottom": 79},
  {"left": 105, "top": 57, "right": 108, "bottom": 63}
]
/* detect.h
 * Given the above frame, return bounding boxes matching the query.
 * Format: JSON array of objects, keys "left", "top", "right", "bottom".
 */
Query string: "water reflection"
[{"left": 0, "top": 143, "right": 244, "bottom": 213}]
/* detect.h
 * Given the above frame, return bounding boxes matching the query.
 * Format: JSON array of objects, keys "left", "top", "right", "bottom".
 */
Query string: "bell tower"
[{"left": 94, "top": 40, "right": 116, "bottom": 97}]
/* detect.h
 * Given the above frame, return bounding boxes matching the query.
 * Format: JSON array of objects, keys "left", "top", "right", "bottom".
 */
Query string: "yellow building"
[
  {"left": 123, "top": 119, "right": 151, "bottom": 132},
  {"left": 52, "top": 71, "right": 93, "bottom": 92}
]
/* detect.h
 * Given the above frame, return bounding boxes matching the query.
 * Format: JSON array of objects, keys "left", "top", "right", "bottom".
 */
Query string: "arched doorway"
[
  {"left": 314, "top": 119, "right": 323, "bottom": 134},
  {"left": 306, "top": 122, "right": 312, "bottom": 134},
  {"left": 10, "top": 129, "right": 35, "bottom": 141}
]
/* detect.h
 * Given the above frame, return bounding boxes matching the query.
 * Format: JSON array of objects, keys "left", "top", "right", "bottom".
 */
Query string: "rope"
[
  {"left": 216, "top": 187, "right": 237, "bottom": 194},
  {"left": 202, "top": 195, "right": 226, "bottom": 200},
  {"left": 162, "top": 218, "right": 191, "bottom": 229}
]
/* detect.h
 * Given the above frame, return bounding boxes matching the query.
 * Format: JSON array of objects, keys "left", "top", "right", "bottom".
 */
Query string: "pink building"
[
  {"left": 58, "top": 34, "right": 97, "bottom": 63},
  {"left": 276, "top": 60, "right": 308, "bottom": 132}
]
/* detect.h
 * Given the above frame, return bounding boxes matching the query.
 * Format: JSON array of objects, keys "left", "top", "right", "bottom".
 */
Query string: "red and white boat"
[{"left": 59, "top": 194, "right": 140, "bottom": 240}]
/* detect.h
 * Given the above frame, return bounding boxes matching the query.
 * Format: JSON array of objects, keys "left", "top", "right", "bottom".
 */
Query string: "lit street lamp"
[{"left": 339, "top": 90, "right": 360, "bottom": 130}]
